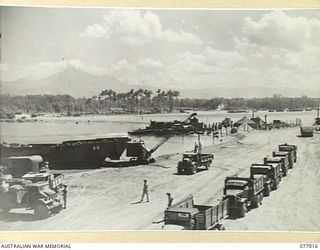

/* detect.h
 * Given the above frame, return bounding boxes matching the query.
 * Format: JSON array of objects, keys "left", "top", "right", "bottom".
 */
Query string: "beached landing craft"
[
  {"left": 0, "top": 136, "right": 130, "bottom": 169},
  {"left": 128, "top": 113, "right": 205, "bottom": 136}
]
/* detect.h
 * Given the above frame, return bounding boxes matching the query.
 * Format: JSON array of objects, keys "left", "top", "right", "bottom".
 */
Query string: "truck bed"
[{"left": 194, "top": 199, "right": 229, "bottom": 230}]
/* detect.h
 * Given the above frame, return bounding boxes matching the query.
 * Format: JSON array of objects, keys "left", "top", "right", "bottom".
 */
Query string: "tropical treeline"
[{"left": 1, "top": 91, "right": 319, "bottom": 116}]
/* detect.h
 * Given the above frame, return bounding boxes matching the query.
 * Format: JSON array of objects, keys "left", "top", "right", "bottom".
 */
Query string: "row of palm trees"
[{"left": 87, "top": 88, "right": 180, "bottom": 113}]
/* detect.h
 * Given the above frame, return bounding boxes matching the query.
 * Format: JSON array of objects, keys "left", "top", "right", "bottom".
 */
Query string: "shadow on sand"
[{"left": 0, "top": 211, "right": 37, "bottom": 222}]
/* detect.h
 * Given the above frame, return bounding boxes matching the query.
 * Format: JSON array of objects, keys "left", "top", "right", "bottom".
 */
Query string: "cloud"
[
  {"left": 81, "top": 10, "right": 202, "bottom": 45},
  {"left": 80, "top": 23, "right": 110, "bottom": 38},
  {"left": 241, "top": 10, "right": 320, "bottom": 51}
]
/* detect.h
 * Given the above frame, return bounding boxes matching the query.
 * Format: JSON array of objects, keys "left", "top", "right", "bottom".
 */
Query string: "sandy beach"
[{"left": 1, "top": 127, "right": 319, "bottom": 231}]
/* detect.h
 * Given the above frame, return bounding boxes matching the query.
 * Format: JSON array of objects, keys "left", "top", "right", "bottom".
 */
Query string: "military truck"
[
  {"left": 223, "top": 176, "right": 264, "bottom": 218},
  {"left": 177, "top": 152, "right": 214, "bottom": 175},
  {"left": 0, "top": 156, "right": 67, "bottom": 219},
  {"left": 278, "top": 143, "right": 297, "bottom": 167},
  {"left": 0, "top": 176, "right": 65, "bottom": 219},
  {"left": 250, "top": 163, "right": 282, "bottom": 196},
  {"left": 264, "top": 156, "right": 288, "bottom": 177},
  {"left": 163, "top": 195, "right": 228, "bottom": 230},
  {"left": 3, "top": 155, "right": 65, "bottom": 190},
  {"left": 272, "top": 151, "right": 292, "bottom": 169},
  {"left": 300, "top": 126, "right": 314, "bottom": 137},
  {"left": 2, "top": 155, "right": 43, "bottom": 177}
]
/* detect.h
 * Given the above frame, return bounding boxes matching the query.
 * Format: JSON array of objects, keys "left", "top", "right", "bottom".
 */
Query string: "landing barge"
[{"left": 0, "top": 136, "right": 130, "bottom": 169}]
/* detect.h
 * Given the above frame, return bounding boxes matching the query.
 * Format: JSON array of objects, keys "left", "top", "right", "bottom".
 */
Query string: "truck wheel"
[
  {"left": 192, "top": 167, "right": 197, "bottom": 174},
  {"left": 252, "top": 196, "right": 259, "bottom": 208},
  {"left": 217, "top": 224, "right": 226, "bottom": 230},
  {"left": 259, "top": 193, "right": 263, "bottom": 205},
  {"left": 264, "top": 185, "right": 271, "bottom": 197},
  {"left": 34, "top": 204, "right": 50, "bottom": 220},
  {"left": 239, "top": 204, "right": 247, "bottom": 217},
  {"left": 283, "top": 169, "right": 287, "bottom": 177}
]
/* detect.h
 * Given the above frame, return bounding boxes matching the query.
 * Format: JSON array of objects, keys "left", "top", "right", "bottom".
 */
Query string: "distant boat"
[{"left": 227, "top": 110, "right": 248, "bottom": 113}]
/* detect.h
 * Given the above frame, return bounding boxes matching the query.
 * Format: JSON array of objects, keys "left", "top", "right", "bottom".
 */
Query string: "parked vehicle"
[
  {"left": 272, "top": 151, "right": 292, "bottom": 169},
  {"left": 164, "top": 195, "right": 228, "bottom": 230},
  {"left": 278, "top": 143, "right": 297, "bottom": 166},
  {"left": 264, "top": 156, "right": 289, "bottom": 177},
  {"left": 177, "top": 152, "right": 213, "bottom": 175},
  {"left": 250, "top": 163, "right": 282, "bottom": 196},
  {"left": 223, "top": 176, "right": 264, "bottom": 218},
  {"left": 0, "top": 176, "right": 65, "bottom": 219},
  {"left": 0, "top": 156, "right": 67, "bottom": 219},
  {"left": 300, "top": 126, "right": 314, "bottom": 137}
]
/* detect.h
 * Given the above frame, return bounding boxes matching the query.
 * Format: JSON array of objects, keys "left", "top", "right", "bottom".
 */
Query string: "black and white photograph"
[{"left": 0, "top": 5, "right": 319, "bottom": 232}]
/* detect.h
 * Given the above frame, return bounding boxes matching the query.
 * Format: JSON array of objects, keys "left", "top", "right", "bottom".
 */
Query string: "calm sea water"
[{"left": 1, "top": 110, "right": 316, "bottom": 157}]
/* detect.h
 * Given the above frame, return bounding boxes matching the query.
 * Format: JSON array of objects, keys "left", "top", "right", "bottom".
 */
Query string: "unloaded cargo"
[
  {"left": 223, "top": 176, "right": 264, "bottom": 218},
  {"left": 250, "top": 163, "right": 282, "bottom": 196},
  {"left": 164, "top": 195, "right": 228, "bottom": 230}
]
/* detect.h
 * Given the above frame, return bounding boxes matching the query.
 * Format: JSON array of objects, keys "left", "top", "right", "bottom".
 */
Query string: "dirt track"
[{"left": 1, "top": 127, "right": 319, "bottom": 231}]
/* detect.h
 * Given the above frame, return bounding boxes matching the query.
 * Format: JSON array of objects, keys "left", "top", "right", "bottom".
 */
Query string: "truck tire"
[
  {"left": 259, "top": 193, "right": 263, "bottom": 205},
  {"left": 273, "top": 179, "right": 279, "bottom": 190},
  {"left": 217, "top": 224, "right": 226, "bottom": 230},
  {"left": 283, "top": 169, "right": 288, "bottom": 177},
  {"left": 192, "top": 166, "right": 197, "bottom": 174},
  {"left": 239, "top": 204, "right": 247, "bottom": 217},
  {"left": 264, "top": 185, "right": 271, "bottom": 197},
  {"left": 252, "top": 196, "right": 259, "bottom": 208},
  {"left": 205, "top": 163, "right": 210, "bottom": 170},
  {"left": 34, "top": 203, "right": 50, "bottom": 220}
]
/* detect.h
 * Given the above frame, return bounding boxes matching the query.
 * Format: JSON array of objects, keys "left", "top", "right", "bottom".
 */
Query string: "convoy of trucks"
[{"left": 163, "top": 142, "right": 298, "bottom": 230}]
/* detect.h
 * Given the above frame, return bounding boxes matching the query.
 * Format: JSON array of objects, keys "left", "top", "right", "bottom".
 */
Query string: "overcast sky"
[{"left": 1, "top": 7, "right": 320, "bottom": 97}]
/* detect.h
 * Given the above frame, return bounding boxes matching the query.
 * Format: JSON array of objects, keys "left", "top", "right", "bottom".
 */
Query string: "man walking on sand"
[
  {"left": 167, "top": 193, "right": 173, "bottom": 209},
  {"left": 140, "top": 179, "right": 149, "bottom": 202}
]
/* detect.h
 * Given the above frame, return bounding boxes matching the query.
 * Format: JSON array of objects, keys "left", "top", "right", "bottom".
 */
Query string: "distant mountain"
[
  {"left": 1, "top": 67, "right": 139, "bottom": 98},
  {"left": 2, "top": 67, "right": 319, "bottom": 98}
]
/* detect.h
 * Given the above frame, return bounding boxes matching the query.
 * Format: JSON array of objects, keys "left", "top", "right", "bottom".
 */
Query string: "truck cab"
[
  {"left": 3, "top": 155, "right": 43, "bottom": 178},
  {"left": 264, "top": 156, "right": 288, "bottom": 177},
  {"left": 278, "top": 143, "right": 297, "bottom": 166},
  {"left": 177, "top": 152, "right": 213, "bottom": 175},
  {"left": 250, "top": 163, "right": 281, "bottom": 196},
  {"left": 272, "top": 151, "right": 291, "bottom": 169},
  {"left": 178, "top": 153, "right": 199, "bottom": 175},
  {"left": 164, "top": 206, "right": 199, "bottom": 230},
  {"left": 223, "top": 176, "right": 264, "bottom": 218}
]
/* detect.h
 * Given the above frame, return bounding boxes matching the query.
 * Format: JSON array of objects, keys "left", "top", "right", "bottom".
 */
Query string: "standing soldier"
[
  {"left": 62, "top": 184, "right": 68, "bottom": 209},
  {"left": 140, "top": 179, "right": 149, "bottom": 202},
  {"left": 166, "top": 193, "right": 173, "bottom": 209}
]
